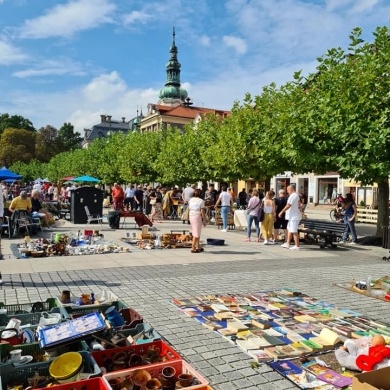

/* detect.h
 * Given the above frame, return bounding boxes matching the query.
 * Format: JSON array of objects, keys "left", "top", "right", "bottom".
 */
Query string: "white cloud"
[
  {"left": 3, "top": 71, "right": 158, "bottom": 130},
  {"left": 18, "top": 0, "right": 116, "bottom": 39},
  {"left": 13, "top": 58, "right": 86, "bottom": 78},
  {"left": 0, "top": 39, "right": 27, "bottom": 65},
  {"left": 122, "top": 10, "right": 153, "bottom": 25},
  {"left": 222, "top": 35, "right": 247, "bottom": 54},
  {"left": 199, "top": 35, "right": 210, "bottom": 47},
  {"left": 351, "top": 0, "right": 379, "bottom": 13}
]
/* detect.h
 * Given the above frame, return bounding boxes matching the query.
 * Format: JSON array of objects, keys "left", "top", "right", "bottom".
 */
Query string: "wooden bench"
[{"left": 298, "top": 219, "right": 345, "bottom": 248}]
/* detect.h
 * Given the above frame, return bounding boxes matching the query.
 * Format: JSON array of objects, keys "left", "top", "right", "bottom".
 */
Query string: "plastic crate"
[
  {"left": 0, "top": 298, "right": 68, "bottom": 327},
  {"left": 84, "top": 323, "right": 161, "bottom": 349},
  {"left": 104, "top": 360, "right": 209, "bottom": 390},
  {"left": 91, "top": 340, "right": 181, "bottom": 372},
  {"left": 0, "top": 350, "right": 101, "bottom": 388},
  {"left": 36, "top": 377, "right": 111, "bottom": 390},
  {"left": 71, "top": 307, "right": 143, "bottom": 330},
  {"left": 0, "top": 339, "right": 89, "bottom": 362},
  {"left": 63, "top": 300, "right": 127, "bottom": 317}
]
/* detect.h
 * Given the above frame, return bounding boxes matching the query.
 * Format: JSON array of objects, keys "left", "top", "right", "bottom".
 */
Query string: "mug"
[
  {"left": 105, "top": 306, "right": 125, "bottom": 327},
  {"left": 6, "top": 318, "right": 21, "bottom": 331},
  {"left": 10, "top": 349, "right": 22, "bottom": 363}
]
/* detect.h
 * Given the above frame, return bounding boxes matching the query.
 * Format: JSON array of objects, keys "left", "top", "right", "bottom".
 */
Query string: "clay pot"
[
  {"left": 178, "top": 373, "right": 193, "bottom": 387},
  {"left": 143, "top": 378, "right": 162, "bottom": 390},
  {"left": 161, "top": 366, "right": 176, "bottom": 380},
  {"left": 108, "top": 377, "right": 124, "bottom": 390},
  {"left": 128, "top": 353, "right": 143, "bottom": 367},
  {"left": 132, "top": 369, "right": 152, "bottom": 387}
]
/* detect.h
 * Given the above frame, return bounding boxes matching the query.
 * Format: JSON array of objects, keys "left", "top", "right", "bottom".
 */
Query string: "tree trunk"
[
  {"left": 376, "top": 179, "right": 389, "bottom": 237},
  {"left": 264, "top": 178, "right": 271, "bottom": 192}
]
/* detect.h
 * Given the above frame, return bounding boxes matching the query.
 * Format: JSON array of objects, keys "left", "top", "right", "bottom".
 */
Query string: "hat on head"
[{"left": 20, "top": 191, "right": 27, "bottom": 199}]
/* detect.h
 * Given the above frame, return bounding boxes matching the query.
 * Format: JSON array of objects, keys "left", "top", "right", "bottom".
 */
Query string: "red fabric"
[{"left": 356, "top": 345, "right": 390, "bottom": 371}]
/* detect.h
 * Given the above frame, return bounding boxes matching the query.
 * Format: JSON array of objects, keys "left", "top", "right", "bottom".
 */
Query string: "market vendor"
[
  {"left": 8, "top": 190, "right": 32, "bottom": 213},
  {"left": 31, "top": 189, "right": 53, "bottom": 230}
]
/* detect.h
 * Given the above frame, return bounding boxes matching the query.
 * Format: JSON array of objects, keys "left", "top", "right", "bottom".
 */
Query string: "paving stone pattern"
[{"left": 0, "top": 211, "right": 389, "bottom": 389}]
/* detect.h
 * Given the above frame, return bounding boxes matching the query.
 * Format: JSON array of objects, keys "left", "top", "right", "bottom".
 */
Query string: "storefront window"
[
  {"left": 276, "top": 178, "right": 290, "bottom": 194},
  {"left": 317, "top": 178, "right": 338, "bottom": 204}
]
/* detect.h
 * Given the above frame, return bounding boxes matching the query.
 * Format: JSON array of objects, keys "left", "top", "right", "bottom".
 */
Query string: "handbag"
[
  {"left": 181, "top": 207, "right": 190, "bottom": 221},
  {"left": 258, "top": 203, "right": 265, "bottom": 222},
  {"left": 150, "top": 199, "right": 156, "bottom": 205}
]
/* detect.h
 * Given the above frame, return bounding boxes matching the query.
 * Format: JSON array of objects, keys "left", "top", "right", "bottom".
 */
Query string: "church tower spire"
[{"left": 158, "top": 27, "right": 188, "bottom": 105}]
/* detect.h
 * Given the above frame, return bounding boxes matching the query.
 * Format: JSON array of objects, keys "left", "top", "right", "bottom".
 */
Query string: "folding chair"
[
  {"left": 15, "top": 211, "right": 37, "bottom": 236},
  {"left": 84, "top": 206, "right": 103, "bottom": 226}
]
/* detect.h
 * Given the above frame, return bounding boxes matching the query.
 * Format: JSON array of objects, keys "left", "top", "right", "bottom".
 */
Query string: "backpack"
[{"left": 108, "top": 210, "right": 120, "bottom": 229}]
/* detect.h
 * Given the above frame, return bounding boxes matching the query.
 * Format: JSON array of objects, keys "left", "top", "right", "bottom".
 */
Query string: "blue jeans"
[
  {"left": 247, "top": 215, "right": 260, "bottom": 238},
  {"left": 221, "top": 206, "right": 229, "bottom": 230},
  {"left": 343, "top": 217, "right": 357, "bottom": 242}
]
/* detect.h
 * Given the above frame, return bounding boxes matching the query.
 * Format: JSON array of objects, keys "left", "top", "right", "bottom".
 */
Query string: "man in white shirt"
[
  {"left": 124, "top": 185, "right": 135, "bottom": 211},
  {"left": 33, "top": 181, "right": 42, "bottom": 193},
  {"left": 182, "top": 184, "right": 195, "bottom": 225},
  {"left": 278, "top": 184, "right": 302, "bottom": 250},
  {"left": 215, "top": 186, "right": 233, "bottom": 232}
]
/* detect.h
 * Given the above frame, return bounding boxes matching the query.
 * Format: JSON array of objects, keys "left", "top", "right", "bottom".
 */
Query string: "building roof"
[{"left": 149, "top": 104, "right": 229, "bottom": 119}]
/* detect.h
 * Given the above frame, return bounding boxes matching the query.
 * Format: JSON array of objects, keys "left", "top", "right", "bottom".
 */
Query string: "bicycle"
[{"left": 330, "top": 207, "right": 344, "bottom": 222}]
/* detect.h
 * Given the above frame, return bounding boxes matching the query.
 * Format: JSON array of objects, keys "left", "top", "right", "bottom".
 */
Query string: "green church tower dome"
[{"left": 158, "top": 27, "right": 188, "bottom": 102}]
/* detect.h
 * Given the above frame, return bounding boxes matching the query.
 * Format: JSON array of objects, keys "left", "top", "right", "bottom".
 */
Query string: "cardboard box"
[{"left": 352, "top": 366, "right": 390, "bottom": 389}]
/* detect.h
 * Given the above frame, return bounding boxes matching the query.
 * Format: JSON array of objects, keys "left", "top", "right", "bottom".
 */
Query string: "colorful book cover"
[
  {"left": 302, "top": 361, "right": 329, "bottom": 375},
  {"left": 286, "top": 371, "right": 333, "bottom": 389},
  {"left": 268, "top": 360, "right": 302, "bottom": 376},
  {"left": 316, "top": 370, "right": 353, "bottom": 388}
]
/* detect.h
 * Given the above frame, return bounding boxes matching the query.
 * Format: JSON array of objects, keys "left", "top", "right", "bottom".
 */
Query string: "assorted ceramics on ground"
[{"left": 0, "top": 291, "right": 212, "bottom": 390}]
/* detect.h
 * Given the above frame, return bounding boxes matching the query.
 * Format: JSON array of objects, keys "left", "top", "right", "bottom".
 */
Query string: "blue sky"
[{"left": 0, "top": 0, "right": 388, "bottom": 132}]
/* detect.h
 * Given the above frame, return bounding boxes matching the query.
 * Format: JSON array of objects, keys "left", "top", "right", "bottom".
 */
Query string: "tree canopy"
[
  {"left": 0, "top": 113, "right": 35, "bottom": 134},
  {"left": 6, "top": 24, "right": 390, "bottom": 234}
]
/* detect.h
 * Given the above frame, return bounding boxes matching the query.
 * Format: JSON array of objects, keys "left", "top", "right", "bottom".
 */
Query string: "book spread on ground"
[
  {"left": 269, "top": 360, "right": 302, "bottom": 375},
  {"left": 309, "top": 327, "right": 340, "bottom": 350},
  {"left": 316, "top": 370, "right": 352, "bottom": 388}
]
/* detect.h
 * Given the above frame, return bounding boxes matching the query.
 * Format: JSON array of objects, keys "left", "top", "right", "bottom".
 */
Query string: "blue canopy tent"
[
  {"left": 72, "top": 175, "right": 100, "bottom": 183},
  {"left": 0, "top": 166, "right": 22, "bottom": 181}
]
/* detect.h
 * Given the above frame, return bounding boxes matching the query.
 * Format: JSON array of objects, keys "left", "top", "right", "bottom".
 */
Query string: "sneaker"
[
  {"left": 281, "top": 243, "right": 290, "bottom": 249},
  {"left": 349, "top": 242, "right": 357, "bottom": 245},
  {"left": 290, "top": 246, "right": 300, "bottom": 250},
  {"left": 263, "top": 240, "right": 269, "bottom": 245},
  {"left": 268, "top": 240, "right": 276, "bottom": 245},
  {"left": 339, "top": 240, "right": 346, "bottom": 244},
  {"left": 221, "top": 229, "right": 227, "bottom": 232},
  {"left": 210, "top": 218, "right": 215, "bottom": 222}
]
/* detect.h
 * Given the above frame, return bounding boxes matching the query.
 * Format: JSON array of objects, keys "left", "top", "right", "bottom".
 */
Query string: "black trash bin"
[{"left": 70, "top": 187, "right": 103, "bottom": 224}]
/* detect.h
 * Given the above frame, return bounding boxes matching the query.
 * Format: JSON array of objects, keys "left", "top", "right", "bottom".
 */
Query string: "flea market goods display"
[
  {"left": 334, "top": 275, "right": 390, "bottom": 302},
  {"left": 121, "top": 229, "right": 194, "bottom": 250},
  {"left": 172, "top": 289, "right": 390, "bottom": 367},
  {"left": 0, "top": 290, "right": 214, "bottom": 390},
  {"left": 17, "top": 230, "right": 130, "bottom": 258}
]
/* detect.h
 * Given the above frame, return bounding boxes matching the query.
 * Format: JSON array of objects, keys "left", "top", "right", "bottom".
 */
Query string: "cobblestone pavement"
[{"left": 0, "top": 209, "right": 388, "bottom": 390}]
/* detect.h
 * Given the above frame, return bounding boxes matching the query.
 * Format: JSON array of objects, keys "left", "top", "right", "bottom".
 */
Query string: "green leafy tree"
[
  {"left": 118, "top": 131, "right": 162, "bottom": 184},
  {"left": 292, "top": 26, "right": 390, "bottom": 235},
  {"left": 0, "top": 113, "right": 35, "bottom": 134},
  {"left": 0, "top": 128, "right": 36, "bottom": 166},
  {"left": 58, "top": 122, "right": 82, "bottom": 151},
  {"left": 10, "top": 159, "right": 46, "bottom": 182},
  {"left": 35, "top": 125, "right": 63, "bottom": 163}
]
